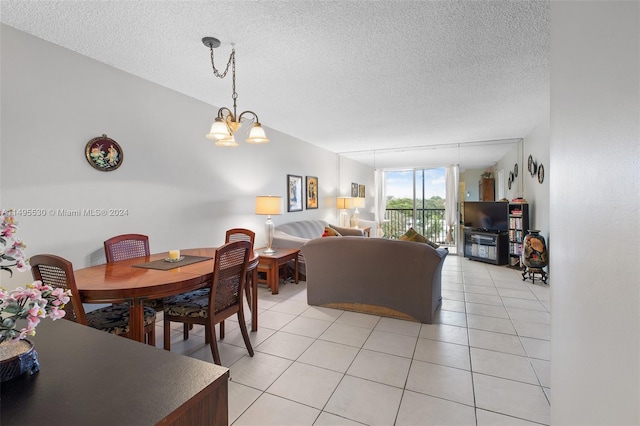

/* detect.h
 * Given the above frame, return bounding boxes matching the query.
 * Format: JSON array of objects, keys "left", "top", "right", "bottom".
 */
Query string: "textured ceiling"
[{"left": 0, "top": 0, "right": 550, "bottom": 170}]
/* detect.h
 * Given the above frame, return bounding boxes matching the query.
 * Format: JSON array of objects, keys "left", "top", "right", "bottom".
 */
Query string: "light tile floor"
[{"left": 155, "top": 254, "right": 551, "bottom": 425}]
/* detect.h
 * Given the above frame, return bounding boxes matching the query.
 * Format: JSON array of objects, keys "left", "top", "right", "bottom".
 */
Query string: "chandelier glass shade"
[{"left": 202, "top": 37, "right": 270, "bottom": 146}]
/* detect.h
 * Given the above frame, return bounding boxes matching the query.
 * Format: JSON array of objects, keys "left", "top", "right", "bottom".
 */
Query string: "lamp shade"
[
  {"left": 215, "top": 135, "right": 239, "bottom": 147},
  {"left": 255, "top": 196, "right": 282, "bottom": 215},
  {"left": 336, "top": 197, "right": 353, "bottom": 209},
  {"left": 353, "top": 197, "right": 366, "bottom": 208},
  {"left": 206, "top": 117, "right": 230, "bottom": 140},
  {"left": 246, "top": 123, "right": 270, "bottom": 144}
]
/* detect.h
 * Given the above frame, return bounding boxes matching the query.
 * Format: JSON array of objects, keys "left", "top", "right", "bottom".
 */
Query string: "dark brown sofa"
[{"left": 301, "top": 236, "right": 448, "bottom": 323}]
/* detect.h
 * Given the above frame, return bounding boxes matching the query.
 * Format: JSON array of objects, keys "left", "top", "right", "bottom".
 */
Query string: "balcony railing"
[{"left": 383, "top": 208, "right": 449, "bottom": 243}]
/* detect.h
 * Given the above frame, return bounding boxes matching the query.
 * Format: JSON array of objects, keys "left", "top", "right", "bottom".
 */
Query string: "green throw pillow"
[{"left": 399, "top": 227, "right": 440, "bottom": 248}]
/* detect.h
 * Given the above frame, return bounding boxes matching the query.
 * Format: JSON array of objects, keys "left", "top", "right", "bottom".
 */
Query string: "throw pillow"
[
  {"left": 399, "top": 227, "right": 440, "bottom": 248},
  {"left": 322, "top": 227, "right": 342, "bottom": 237}
]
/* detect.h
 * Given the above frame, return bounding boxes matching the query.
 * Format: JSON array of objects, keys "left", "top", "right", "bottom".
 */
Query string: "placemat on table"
[{"left": 132, "top": 255, "right": 213, "bottom": 271}]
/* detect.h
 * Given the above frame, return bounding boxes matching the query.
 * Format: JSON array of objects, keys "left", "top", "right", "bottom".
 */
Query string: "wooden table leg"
[
  {"left": 294, "top": 257, "right": 299, "bottom": 284},
  {"left": 270, "top": 259, "right": 279, "bottom": 294},
  {"left": 129, "top": 300, "right": 145, "bottom": 343}
]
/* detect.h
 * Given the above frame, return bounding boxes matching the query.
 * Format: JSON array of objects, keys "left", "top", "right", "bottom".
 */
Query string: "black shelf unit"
[
  {"left": 463, "top": 228, "right": 509, "bottom": 265},
  {"left": 507, "top": 203, "right": 530, "bottom": 269}
]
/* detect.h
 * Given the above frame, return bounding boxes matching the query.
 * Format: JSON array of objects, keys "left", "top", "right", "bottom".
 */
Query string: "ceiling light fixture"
[{"left": 202, "top": 37, "right": 270, "bottom": 147}]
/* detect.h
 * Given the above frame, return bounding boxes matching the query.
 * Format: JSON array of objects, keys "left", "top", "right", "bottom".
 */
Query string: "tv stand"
[{"left": 463, "top": 228, "right": 508, "bottom": 265}]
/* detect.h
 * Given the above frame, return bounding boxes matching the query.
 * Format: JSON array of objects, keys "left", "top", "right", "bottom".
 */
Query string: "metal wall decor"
[
  {"left": 528, "top": 154, "right": 537, "bottom": 177},
  {"left": 527, "top": 155, "right": 545, "bottom": 184},
  {"left": 85, "top": 134, "right": 123, "bottom": 172},
  {"left": 538, "top": 164, "right": 545, "bottom": 184}
]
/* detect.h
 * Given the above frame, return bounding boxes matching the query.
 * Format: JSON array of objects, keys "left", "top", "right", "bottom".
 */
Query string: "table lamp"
[
  {"left": 352, "top": 197, "right": 365, "bottom": 228},
  {"left": 336, "top": 197, "right": 353, "bottom": 227},
  {"left": 255, "top": 196, "right": 282, "bottom": 254}
]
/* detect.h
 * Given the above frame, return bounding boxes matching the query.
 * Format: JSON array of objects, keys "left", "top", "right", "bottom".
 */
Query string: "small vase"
[{"left": 0, "top": 339, "right": 40, "bottom": 382}]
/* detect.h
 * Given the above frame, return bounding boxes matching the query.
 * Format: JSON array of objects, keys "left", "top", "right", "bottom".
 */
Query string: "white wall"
[
  {"left": 550, "top": 2, "right": 639, "bottom": 424},
  {"left": 0, "top": 24, "right": 347, "bottom": 289},
  {"left": 522, "top": 119, "right": 550, "bottom": 242},
  {"left": 338, "top": 155, "right": 375, "bottom": 223},
  {"left": 495, "top": 141, "right": 525, "bottom": 201}
]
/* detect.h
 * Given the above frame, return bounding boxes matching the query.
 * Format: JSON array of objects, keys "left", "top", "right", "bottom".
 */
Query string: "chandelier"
[{"left": 202, "top": 37, "right": 270, "bottom": 147}]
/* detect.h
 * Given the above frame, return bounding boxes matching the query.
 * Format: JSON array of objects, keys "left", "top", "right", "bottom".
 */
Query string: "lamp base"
[{"left": 263, "top": 247, "right": 276, "bottom": 255}]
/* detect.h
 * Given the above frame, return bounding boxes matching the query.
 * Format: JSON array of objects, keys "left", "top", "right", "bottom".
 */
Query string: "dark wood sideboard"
[{"left": 1, "top": 319, "right": 229, "bottom": 425}]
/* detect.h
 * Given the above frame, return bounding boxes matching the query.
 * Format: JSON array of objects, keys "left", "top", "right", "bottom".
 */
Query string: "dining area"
[
  {"left": 31, "top": 231, "right": 261, "bottom": 362},
  {"left": 2, "top": 228, "right": 268, "bottom": 425}
]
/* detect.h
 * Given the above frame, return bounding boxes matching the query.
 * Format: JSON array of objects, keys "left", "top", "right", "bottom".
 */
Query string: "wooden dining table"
[{"left": 73, "top": 247, "right": 259, "bottom": 343}]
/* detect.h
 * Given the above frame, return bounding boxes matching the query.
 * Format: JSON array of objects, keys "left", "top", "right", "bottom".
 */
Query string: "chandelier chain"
[
  {"left": 209, "top": 46, "right": 235, "bottom": 79},
  {"left": 209, "top": 45, "right": 238, "bottom": 117}
]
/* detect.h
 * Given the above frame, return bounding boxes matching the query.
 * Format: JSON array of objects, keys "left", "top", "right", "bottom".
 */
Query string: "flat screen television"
[{"left": 463, "top": 201, "right": 509, "bottom": 232}]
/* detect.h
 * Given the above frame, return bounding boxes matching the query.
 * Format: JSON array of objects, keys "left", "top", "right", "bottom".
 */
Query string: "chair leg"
[
  {"left": 183, "top": 323, "right": 189, "bottom": 340},
  {"left": 244, "top": 274, "right": 252, "bottom": 309},
  {"left": 237, "top": 310, "right": 254, "bottom": 357},
  {"left": 220, "top": 320, "right": 225, "bottom": 339},
  {"left": 207, "top": 322, "right": 222, "bottom": 365},
  {"left": 163, "top": 317, "right": 171, "bottom": 351},
  {"left": 147, "top": 325, "right": 156, "bottom": 347}
]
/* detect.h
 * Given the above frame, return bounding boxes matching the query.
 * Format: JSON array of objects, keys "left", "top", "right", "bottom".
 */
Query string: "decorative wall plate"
[
  {"left": 538, "top": 164, "right": 545, "bottom": 184},
  {"left": 514, "top": 163, "right": 518, "bottom": 177},
  {"left": 85, "top": 134, "right": 123, "bottom": 172},
  {"left": 527, "top": 155, "right": 533, "bottom": 173},
  {"left": 508, "top": 178, "right": 512, "bottom": 189}
]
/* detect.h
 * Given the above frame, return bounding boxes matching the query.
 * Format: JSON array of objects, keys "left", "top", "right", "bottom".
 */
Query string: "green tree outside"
[{"left": 384, "top": 196, "right": 446, "bottom": 241}]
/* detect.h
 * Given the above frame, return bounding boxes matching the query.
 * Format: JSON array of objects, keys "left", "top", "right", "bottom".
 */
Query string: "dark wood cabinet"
[
  {"left": 464, "top": 228, "right": 508, "bottom": 265},
  {"left": 479, "top": 178, "right": 495, "bottom": 201},
  {"left": 1, "top": 319, "right": 229, "bottom": 426}
]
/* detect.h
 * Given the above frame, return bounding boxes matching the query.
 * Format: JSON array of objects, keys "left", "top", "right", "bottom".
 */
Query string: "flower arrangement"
[
  {"left": 0, "top": 209, "right": 70, "bottom": 343},
  {"left": 1, "top": 210, "right": 30, "bottom": 277},
  {"left": 0, "top": 281, "right": 71, "bottom": 343}
]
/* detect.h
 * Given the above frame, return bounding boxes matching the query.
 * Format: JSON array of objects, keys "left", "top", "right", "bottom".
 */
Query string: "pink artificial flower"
[
  {"left": 28, "top": 305, "right": 46, "bottom": 318},
  {"left": 51, "top": 287, "right": 70, "bottom": 304},
  {"left": 16, "top": 260, "right": 30, "bottom": 272},
  {"left": 1, "top": 227, "right": 14, "bottom": 238},
  {"left": 27, "top": 315, "right": 41, "bottom": 330},
  {"left": 49, "top": 306, "right": 66, "bottom": 320}
]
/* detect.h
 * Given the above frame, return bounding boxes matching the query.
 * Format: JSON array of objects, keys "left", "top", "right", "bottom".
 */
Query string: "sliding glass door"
[{"left": 383, "top": 167, "right": 458, "bottom": 252}]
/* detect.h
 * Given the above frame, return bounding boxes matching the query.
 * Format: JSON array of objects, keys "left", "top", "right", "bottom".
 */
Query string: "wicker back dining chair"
[
  {"left": 103, "top": 234, "right": 150, "bottom": 263},
  {"left": 223, "top": 228, "right": 256, "bottom": 337},
  {"left": 30, "top": 254, "right": 156, "bottom": 345},
  {"left": 162, "top": 240, "right": 254, "bottom": 365}
]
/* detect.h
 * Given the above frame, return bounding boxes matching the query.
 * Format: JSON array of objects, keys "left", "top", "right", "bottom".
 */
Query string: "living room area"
[
  {"left": 1, "top": 1, "right": 638, "bottom": 425},
  {"left": 163, "top": 255, "right": 551, "bottom": 425}
]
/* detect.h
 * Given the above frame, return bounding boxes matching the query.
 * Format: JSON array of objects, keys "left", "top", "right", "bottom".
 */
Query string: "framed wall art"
[
  {"left": 287, "top": 174, "right": 303, "bottom": 212},
  {"left": 306, "top": 176, "right": 318, "bottom": 209},
  {"left": 85, "top": 134, "right": 123, "bottom": 172},
  {"left": 359, "top": 184, "right": 365, "bottom": 198},
  {"left": 351, "top": 182, "right": 359, "bottom": 197}
]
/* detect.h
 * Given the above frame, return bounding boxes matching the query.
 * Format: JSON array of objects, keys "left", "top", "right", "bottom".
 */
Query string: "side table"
[
  {"left": 256, "top": 247, "right": 299, "bottom": 294},
  {"left": 356, "top": 226, "right": 371, "bottom": 237}
]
